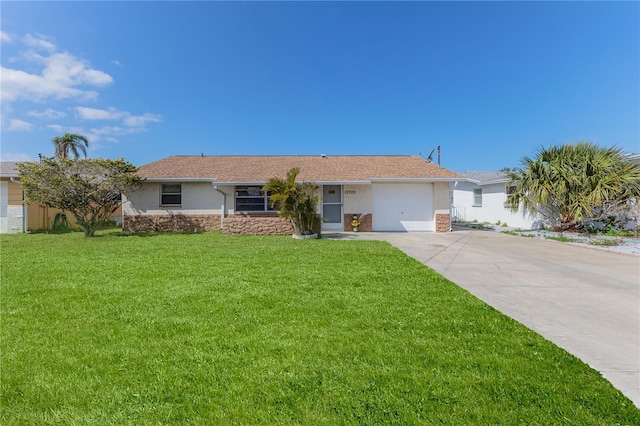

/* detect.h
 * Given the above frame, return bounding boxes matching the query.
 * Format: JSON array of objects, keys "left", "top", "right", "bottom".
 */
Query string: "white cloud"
[
  {"left": 0, "top": 153, "right": 33, "bottom": 162},
  {"left": 46, "top": 124, "right": 64, "bottom": 132},
  {"left": 23, "top": 33, "right": 55, "bottom": 51},
  {"left": 1, "top": 33, "right": 162, "bottom": 151},
  {"left": 27, "top": 108, "right": 67, "bottom": 119},
  {"left": 90, "top": 125, "right": 149, "bottom": 137},
  {"left": 76, "top": 106, "right": 126, "bottom": 120},
  {"left": 1, "top": 51, "right": 113, "bottom": 103},
  {"left": 44, "top": 123, "right": 144, "bottom": 145},
  {"left": 46, "top": 124, "right": 87, "bottom": 137},
  {"left": 5, "top": 118, "right": 33, "bottom": 132},
  {"left": 123, "top": 113, "right": 162, "bottom": 127},
  {"left": 75, "top": 107, "right": 162, "bottom": 136}
]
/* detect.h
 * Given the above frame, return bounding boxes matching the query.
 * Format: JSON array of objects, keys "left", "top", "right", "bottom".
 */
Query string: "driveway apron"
[{"left": 331, "top": 229, "right": 640, "bottom": 407}]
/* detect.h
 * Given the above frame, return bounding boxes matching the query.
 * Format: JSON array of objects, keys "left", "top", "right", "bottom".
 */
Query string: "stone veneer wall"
[
  {"left": 222, "top": 213, "right": 323, "bottom": 236},
  {"left": 344, "top": 213, "right": 372, "bottom": 232},
  {"left": 124, "top": 214, "right": 221, "bottom": 233},
  {"left": 222, "top": 213, "right": 294, "bottom": 236},
  {"left": 435, "top": 213, "right": 451, "bottom": 232}
]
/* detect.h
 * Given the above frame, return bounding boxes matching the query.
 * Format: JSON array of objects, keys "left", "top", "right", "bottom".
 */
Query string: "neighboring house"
[
  {"left": 123, "top": 155, "right": 462, "bottom": 235},
  {"left": 1, "top": 161, "right": 76, "bottom": 233},
  {"left": 452, "top": 171, "right": 539, "bottom": 230},
  {"left": 0, "top": 161, "right": 122, "bottom": 233},
  {"left": 0, "top": 162, "right": 27, "bottom": 233}
]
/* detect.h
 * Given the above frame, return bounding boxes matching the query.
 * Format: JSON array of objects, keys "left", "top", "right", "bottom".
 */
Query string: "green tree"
[
  {"left": 505, "top": 142, "right": 640, "bottom": 231},
  {"left": 52, "top": 133, "right": 89, "bottom": 159},
  {"left": 263, "top": 167, "right": 319, "bottom": 236},
  {"left": 18, "top": 157, "right": 144, "bottom": 237}
]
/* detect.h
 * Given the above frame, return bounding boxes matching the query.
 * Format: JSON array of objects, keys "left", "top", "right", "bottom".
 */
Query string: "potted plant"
[{"left": 351, "top": 214, "right": 362, "bottom": 232}]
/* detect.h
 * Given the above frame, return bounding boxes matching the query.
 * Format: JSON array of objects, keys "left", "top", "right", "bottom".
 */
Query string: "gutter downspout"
[
  {"left": 212, "top": 184, "right": 226, "bottom": 230},
  {"left": 450, "top": 180, "right": 459, "bottom": 231},
  {"left": 10, "top": 177, "right": 27, "bottom": 233}
]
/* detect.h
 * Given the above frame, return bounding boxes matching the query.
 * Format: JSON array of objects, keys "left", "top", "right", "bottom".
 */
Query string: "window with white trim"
[
  {"left": 473, "top": 188, "right": 482, "bottom": 207},
  {"left": 235, "top": 186, "right": 276, "bottom": 212},
  {"left": 161, "top": 184, "right": 182, "bottom": 206}
]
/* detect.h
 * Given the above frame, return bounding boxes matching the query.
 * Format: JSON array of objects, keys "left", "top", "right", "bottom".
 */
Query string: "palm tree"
[
  {"left": 52, "top": 133, "right": 89, "bottom": 159},
  {"left": 263, "top": 167, "right": 319, "bottom": 236},
  {"left": 506, "top": 142, "right": 640, "bottom": 231}
]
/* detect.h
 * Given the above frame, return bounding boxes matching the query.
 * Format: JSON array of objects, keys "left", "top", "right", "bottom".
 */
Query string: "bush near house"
[
  {"left": 18, "top": 157, "right": 142, "bottom": 237},
  {"left": 263, "top": 167, "right": 319, "bottom": 236},
  {"left": 507, "top": 142, "right": 640, "bottom": 232}
]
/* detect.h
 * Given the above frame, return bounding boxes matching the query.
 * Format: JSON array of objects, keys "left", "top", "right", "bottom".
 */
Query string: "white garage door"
[
  {"left": 0, "top": 181, "right": 8, "bottom": 233},
  {"left": 372, "top": 183, "right": 434, "bottom": 231}
]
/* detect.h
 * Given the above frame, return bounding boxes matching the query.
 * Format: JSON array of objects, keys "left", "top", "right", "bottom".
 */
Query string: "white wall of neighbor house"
[
  {"left": 0, "top": 181, "right": 8, "bottom": 233},
  {"left": 1, "top": 179, "right": 25, "bottom": 234},
  {"left": 123, "top": 182, "right": 223, "bottom": 215},
  {"left": 452, "top": 181, "right": 535, "bottom": 229}
]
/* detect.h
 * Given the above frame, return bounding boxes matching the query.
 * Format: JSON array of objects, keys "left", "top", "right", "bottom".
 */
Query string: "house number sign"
[{"left": 344, "top": 189, "right": 357, "bottom": 195}]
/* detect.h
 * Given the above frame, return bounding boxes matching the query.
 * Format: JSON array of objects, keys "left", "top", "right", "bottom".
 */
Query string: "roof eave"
[
  {"left": 478, "top": 178, "right": 511, "bottom": 186},
  {"left": 369, "top": 177, "right": 459, "bottom": 183},
  {"left": 211, "top": 180, "right": 371, "bottom": 185},
  {"left": 143, "top": 178, "right": 218, "bottom": 183}
]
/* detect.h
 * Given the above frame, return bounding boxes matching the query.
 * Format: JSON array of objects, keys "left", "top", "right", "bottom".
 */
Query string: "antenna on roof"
[
  {"left": 419, "top": 149, "right": 435, "bottom": 163},
  {"left": 200, "top": 153, "right": 204, "bottom": 157}
]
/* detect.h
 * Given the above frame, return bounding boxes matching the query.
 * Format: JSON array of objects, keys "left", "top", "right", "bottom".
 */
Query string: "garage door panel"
[{"left": 372, "top": 183, "right": 434, "bottom": 231}]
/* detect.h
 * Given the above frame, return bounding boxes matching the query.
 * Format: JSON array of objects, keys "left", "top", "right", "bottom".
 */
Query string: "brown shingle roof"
[{"left": 137, "top": 155, "right": 462, "bottom": 183}]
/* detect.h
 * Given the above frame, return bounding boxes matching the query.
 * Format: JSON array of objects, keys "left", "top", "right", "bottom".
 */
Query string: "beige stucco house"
[{"left": 123, "top": 155, "right": 462, "bottom": 235}]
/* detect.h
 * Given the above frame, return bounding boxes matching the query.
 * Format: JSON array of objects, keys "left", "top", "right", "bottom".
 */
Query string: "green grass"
[
  {"left": 589, "top": 238, "right": 622, "bottom": 247},
  {"left": 545, "top": 234, "right": 578, "bottom": 243},
  {"left": 2, "top": 231, "right": 638, "bottom": 424},
  {"left": 501, "top": 230, "right": 535, "bottom": 238}
]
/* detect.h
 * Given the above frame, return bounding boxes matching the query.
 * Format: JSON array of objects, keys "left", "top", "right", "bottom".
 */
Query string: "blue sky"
[{"left": 1, "top": 1, "right": 638, "bottom": 172}]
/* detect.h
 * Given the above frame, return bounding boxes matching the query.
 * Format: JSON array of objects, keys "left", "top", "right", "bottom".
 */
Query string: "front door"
[{"left": 322, "top": 185, "right": 342, "bottom": 231}]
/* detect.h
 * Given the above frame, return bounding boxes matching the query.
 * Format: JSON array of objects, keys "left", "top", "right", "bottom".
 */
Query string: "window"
[
  {"left": 161, "top": 184, "right": 182, "bottom": 206},
  {"left": 235, "top": 186, "right": 275, "bottom": 212},
  {"left": 473, "top": 188, "right": 482, "bottom": 206},
  {"left": 506, "top": 185, "right": 516, "bottom": 196}
]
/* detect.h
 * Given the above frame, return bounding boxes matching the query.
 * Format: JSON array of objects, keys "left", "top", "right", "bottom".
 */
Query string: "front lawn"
[{"left": 1, "top": 231, "right": 638, "bottom": 424}]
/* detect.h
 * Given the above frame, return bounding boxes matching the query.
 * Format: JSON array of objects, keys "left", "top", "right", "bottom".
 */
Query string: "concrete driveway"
[{"left": 327, "top": 228, "right": 640, "bottom": 407}]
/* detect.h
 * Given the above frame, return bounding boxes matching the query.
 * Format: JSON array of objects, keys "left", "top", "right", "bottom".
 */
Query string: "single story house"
[
  {"left": 123, "top": 155, "right": 462, "bottom": 235},
  {"left": 0, "top": 162, "right": 27, "bottom": 233},
  {"left": 452, "top": 171, "right": 540, "bottom": 230}
]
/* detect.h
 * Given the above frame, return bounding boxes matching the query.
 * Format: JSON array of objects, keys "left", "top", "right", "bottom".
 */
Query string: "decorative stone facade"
[
  {"left": 124, "top": 214, "right": 221, "bottom": 233},
  {"left": 435, "top": 213, "right": 451, "bottom": 232},
  {"left": 221, "top": 213, "right": 294, "bottom": 236},
  {"left": 344, "top": 213, "right": 372, "bottom": 232},
  {"left": 222, "top": 213, "right": 323, "bottom": 236},
  {"left": 123, "top": 212, "right": 450, "bottom": 234}
]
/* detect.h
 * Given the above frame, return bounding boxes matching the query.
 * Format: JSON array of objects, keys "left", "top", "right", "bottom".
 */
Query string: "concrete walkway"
[{"left": 326, "top": 228, "right": 640, "bottom": 407}]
